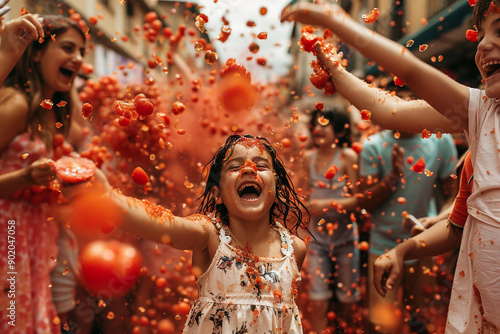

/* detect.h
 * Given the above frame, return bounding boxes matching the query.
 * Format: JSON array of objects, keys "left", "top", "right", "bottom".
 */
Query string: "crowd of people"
[{"left": 0, "top": 0, "right": 498, "bottom": 333}]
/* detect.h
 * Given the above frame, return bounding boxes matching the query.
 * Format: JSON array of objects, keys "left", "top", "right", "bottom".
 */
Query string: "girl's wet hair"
[
  {"left": 473, "top": 0, "right": 500, "bottom": 30},
  {"left": 197, "top": 134, "right": 309, "bottom": 235},
  {"left": 3, "top": 15, "right": 86, "bottom": 148},
  {"left": 309, "top": 106, "right": 352, "bottom": 148}
]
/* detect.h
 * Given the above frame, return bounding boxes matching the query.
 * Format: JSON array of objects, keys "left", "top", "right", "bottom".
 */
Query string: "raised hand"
[
  {"left": 280, "top": 1, "right": 345, "bottom": 27},
  {"left": 1, "top": 12, "right": 44, "bottom": 60},
  {"left": 27, "top": 158, "right": 56, "bottom": 186}
]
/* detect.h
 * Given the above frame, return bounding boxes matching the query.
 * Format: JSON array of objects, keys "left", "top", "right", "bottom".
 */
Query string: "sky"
[{"left": 195, "top": 0, "right": 295, "bottom": 83}]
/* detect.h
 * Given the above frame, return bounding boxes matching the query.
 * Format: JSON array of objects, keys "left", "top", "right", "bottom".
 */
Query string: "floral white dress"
[{"left": 183, "top": 222, "right": 303, "bottom": 334}]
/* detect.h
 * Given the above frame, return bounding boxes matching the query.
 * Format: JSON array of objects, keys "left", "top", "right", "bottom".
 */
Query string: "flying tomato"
[
  {"left": 81, "top": 103, "right": 93, "bottom": 119},
  {"left": 362, "top": 8, "right": 380, "bottom": 23},
  {"left": 132, "top": 167, "right": 149, "bottom": 185},
  {"left": 324, "top": 165, "right": 339, "bottom": 180},
  {"left": 410, "top": 157, "right": 426, "bottom": 173},
  {"left": 466, "top": 29, "right": 478, "bottom": 42},
  {"left": 134, "top": 94, "right": 154, "bottom": 117}
]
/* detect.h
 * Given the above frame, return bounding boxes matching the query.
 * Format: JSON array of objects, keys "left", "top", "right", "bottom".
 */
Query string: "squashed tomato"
[
  {"left": 299, "top": 25, "right": 323, "bottom": 54},
  {"left": 362, "top": 8, "right": 380, "bottom": 23},
  {"left": 410, "top": 157, "right": 426, "bottom": 173},
  {"left": 55, "top": 156, "right": 96, "bottom": 183},
  {"left": 40, "top": 99, "right": 53, "bottom": 110}
]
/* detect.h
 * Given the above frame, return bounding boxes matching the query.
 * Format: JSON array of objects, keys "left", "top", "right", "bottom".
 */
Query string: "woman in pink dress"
[{"left": 0, "top": 13, "right": 86, "bottom": 333}]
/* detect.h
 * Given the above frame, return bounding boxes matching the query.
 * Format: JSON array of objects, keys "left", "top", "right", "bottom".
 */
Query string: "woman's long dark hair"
[
  {"left": 196, "top": 134, "right": 309, "bottom": 235},
  {"left": 2, "top": 15, "right": 86, "bottom": 148}
]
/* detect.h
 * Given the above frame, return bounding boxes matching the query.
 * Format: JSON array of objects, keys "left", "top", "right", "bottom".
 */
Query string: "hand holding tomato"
[{"left": 26, "top": 158, "right": 56, "bottom": 186}]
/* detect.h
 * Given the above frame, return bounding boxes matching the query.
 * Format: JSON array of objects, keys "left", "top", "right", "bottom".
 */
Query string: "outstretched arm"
[
  {"left": 62, "top": 169, "right": 212, "bottom": 252},
  {"left": 281, "top": 2, "right": 469, "bottom": 133},
  {"left": 373, "top": 218, "right": 462, "bottom": 297}
]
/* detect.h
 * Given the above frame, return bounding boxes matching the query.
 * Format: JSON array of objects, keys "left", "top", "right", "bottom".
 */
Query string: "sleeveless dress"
[
  {"left": 445, "top": 88, "right": 500, "bottom": 333},
  {"left": 0, "top": 133, "right": 60, "bottom": 334},
  {"left": 183, "top": 222, "right": 303, "bottom": 334}
]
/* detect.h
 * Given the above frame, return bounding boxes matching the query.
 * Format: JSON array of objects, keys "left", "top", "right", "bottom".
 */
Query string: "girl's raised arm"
[{"left": 281, "top": 2, "right": 469, "bottom": 133}]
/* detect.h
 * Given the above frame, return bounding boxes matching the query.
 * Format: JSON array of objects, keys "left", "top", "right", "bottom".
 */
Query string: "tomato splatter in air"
[
  {"left": 79, "top": 240, "right": 142, "bottom": 296},
  {"left": 134, "top": 94, "right": 154, "bottom": 117},
  {"left": 351, "top": 142, "right": 363, "bottom": 154},
  {"left": 358, "top": 241, "right": 369, "bottom": 252},
  {"left": 299, "top": 25, "right": 323, "bottom": 54},
  {"left": 362, "top": 8, "right": 380, "bottom": 23},
  {"left": 81, "top": 103, "right": 93, "bottom": 119},
  {"left": 171, "top": 101, "right": 186, "bottom": 115},
  {"left": 421, "top": 129, "right": 431, "bottom": 139},
  {"left": 360, "top": 109, "right": 372, "bottom": 121},
  {"left": 419, "top": 44, "right": 428, "bottom": 52},
  {"left": 393, "top": 76, "right": 405, "bottom": 87},
  {"left": 466, "top": 29, "right": 478, "bottom": 42},
  {"left": 81, "top": 63, "right": 94, "bottom": 75},
  {"left": 257, "top": 32, "right": 268, "bottom": 40},
  {"left": 40, "top": 99, "right": 53, "bottom": 110},
  {"left": 219, "top": 60, "right": 255, "bottom": 112},
  {"left": 410, "top": 157, "right": 426, "bottom": 173},
  {"left": 132, "top": 167, "right": 150, "bottom": 185},
  {"left": 324, "top": 165, "right": 339, "bottom": 180}
]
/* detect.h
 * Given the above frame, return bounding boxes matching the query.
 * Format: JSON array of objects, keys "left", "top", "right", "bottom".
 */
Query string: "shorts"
[{"left": 306, "top": 239, "right": 361, "bottom": 304}]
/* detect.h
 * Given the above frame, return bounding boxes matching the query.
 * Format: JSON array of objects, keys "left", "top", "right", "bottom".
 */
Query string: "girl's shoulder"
[
  {"left": 0, "top": 87, "right": 29, "bottom": 111},
  {"left": 340, "top": 147, "right": 358, "bottom": 163}
]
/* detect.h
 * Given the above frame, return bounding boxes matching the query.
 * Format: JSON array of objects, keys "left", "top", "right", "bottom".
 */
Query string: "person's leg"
[
  {"left": 403, "top": 258, "right": 435, "bottom": 334},
  {"left": 367, "top": 253, "right": 403, "bottom": 334},
  {"left": 306, "top": 241, "right": 334, "bottom": 333},
  {"left": 332, "top": 241, "right": 362, "bottom": 331}
]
